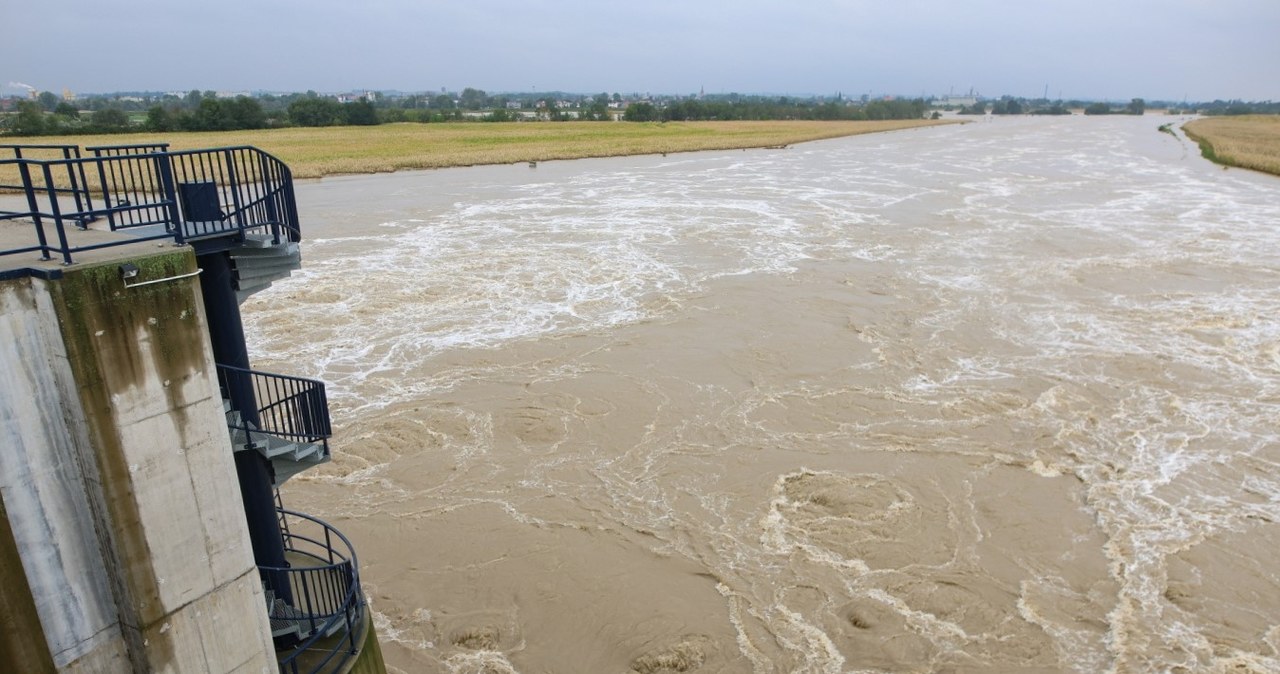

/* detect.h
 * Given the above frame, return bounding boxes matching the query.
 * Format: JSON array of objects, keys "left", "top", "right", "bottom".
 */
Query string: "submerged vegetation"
[
  {"left": 0, "top": 119, "right": 953, "bottom": 181},
  {"left": 1183, "top": 116, "right": 1280, "bottom": 176}
]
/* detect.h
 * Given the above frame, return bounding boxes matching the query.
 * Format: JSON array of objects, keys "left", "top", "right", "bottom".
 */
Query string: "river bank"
[
  {"left": 1183, "top": 115, "right": 1280, "bottom": 176},
  {"left": 4, "top": 119, "right": 953, "bottom": 180}
]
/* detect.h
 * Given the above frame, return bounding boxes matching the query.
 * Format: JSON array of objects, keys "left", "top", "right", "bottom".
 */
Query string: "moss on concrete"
[
  {"left": 54, "top": 252, "right": 203, "bottom": 389},
  {"left": 47, "top": 247, "right": 213, "bottom": 671}
]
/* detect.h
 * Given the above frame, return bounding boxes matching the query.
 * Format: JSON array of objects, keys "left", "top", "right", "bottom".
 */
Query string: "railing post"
[
  {"left": 40, "top": 164, "right": 73, "bottom": 265},
  {"left": 17, "top": 162, "right": 51, "bottom": 261},
  {"left": 224, "top": 149, "right": 245, "bottom": 235},
  {"left": 73, "top": 150, "right": 95, "bottom": 219},
  {"left": 275, "top": 492, "right": 292, "bottom": 540},
  {"left": 258, "top": 152, "right": 282, "bottom": 245},
  {"left": 63, "top": 146, "right": 94, "bottom": 227},
  {"left": 345, "top": 565, "right": 359, "bottom": 653},
  {"left": 299, "top": 570, "right": 317, "bottom": 636},
  {"left": 92, "top": 153, "right": 118, "bottom": 231},
  {"left": 284, "top": 172, "right": 300, "bottom": 243},
  {"left": 154, "top": 154, "right": 184, "bottom": 244}
]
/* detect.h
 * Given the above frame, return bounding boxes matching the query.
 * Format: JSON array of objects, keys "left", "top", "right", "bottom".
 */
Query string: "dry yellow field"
[
  {"left": 1183, "top": 115, "right": 1280, "bottom": 176},
  {"left": 3, "top": 119, "right": 952, "bottom": 183}
]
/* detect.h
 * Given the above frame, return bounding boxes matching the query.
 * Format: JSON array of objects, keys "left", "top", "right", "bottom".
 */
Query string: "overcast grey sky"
[{"left": 3, "top": 0, "right": 1277, "bottom": 101}]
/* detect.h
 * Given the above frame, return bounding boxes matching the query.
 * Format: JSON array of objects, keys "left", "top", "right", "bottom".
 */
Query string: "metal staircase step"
[
  {"left": 268, "top": 597, "right": 310, "bottom": 638},
  {"left": 234, "top": 280, "right": 278, "bottom": 303},
  {"left": 234, "top": 259, "right": 301, "bottom": 281},
  {"left": 227, "top": 237, "right": 302, "bottom": 302},
  {"left": 218, "top": 367, "right": 331, "bottom": 486},
  {"left": 232, "top": 239, "right": 299, "bottom": 256},
  {"left": 270, "top": 457, "right": 322, "bottom": 486},
  {"left": 260, "top": 436, "right": 299, "bottom": 459},
  {"left": 240, "top": 233, "right": 280, "bottom": 248}
]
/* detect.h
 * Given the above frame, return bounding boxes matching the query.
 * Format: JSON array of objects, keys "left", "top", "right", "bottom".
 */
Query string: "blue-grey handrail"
[
  {"left": 86, "top": 142, "right": 171, "bottom": 157},
  {"left": 1, "top": 144, "right": 95, "bottom": 226},
  {"left": 1, "top": 144, "right": 299, "bottom": 267},
  {"left": 265, "top": 508, "right": 365, "bottom": 674},
  {"left": 216, "top": 364, "right": 332, "bottom": 451}
]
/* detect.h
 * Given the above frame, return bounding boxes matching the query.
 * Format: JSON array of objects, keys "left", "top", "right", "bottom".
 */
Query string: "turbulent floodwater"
[{"left": 242, "top": 116, "right": 1280, "bottom": 674}]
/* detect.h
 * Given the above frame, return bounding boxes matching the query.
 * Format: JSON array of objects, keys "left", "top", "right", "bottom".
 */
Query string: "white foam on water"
[
  {"left": 442, "top": 650, "right": 523, "bottom": 674},
  {"left": 245, "top": 117, "right": 1280, "bottom": 670},
  {"left": 1017, "top": 577, "right": 1112, "bottom": 673},
  {"left": 248, "top": 151, "right": 914, "bottom": 416},
  {"left": 370, "top": 606, "right": 434, "bottom": 652},
  {"left": 771, "top": 604, "right": 846, "bottom": 674}
]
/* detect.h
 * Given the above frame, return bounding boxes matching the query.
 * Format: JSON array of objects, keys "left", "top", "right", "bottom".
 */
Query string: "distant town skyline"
[{"left": 2, "top": 0, "right": 1277, "bottom": 102}]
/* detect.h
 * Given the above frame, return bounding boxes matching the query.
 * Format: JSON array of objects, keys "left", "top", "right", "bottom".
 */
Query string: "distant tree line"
[
  {"left": 2, "top": 89, "right": 933, "bottom": 136},
  {"left": 953, "top": 97, "right": 1161, "bottom": 116},
  {"left": 4, "top": 86, "right": 1276, "bottom": 138},
  {"left": 1, "top": 87, "right": 623, "bottom": 136},
  {"left": 623, "top": 97, "right": 928, "bottom": 122},
  {"left": 1197, "top": 100, "right": 1280, "bottom": 116},
  {"left": 957, "top": 97, "right": 1071, "bottom": 115},
  {"left": 5, "top": 99, "right": 151, "bottom": 136},
  {"left": 1083, "top": 99, "right": 1146, "bottom": 116},
  {"left": 1, "top": 90, "right": 389, "bottom": 136}
]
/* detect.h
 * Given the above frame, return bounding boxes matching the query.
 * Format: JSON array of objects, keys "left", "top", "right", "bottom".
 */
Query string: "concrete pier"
[{"left": 0, "top": 246, "right": 275, "bottom": 673}]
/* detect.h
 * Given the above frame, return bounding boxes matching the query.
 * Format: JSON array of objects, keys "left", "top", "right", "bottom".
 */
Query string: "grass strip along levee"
[
  {"left": 1, "top": 119, "right": 953, "bottom": 191},
  {"left": 1183, "top": 115, "right": 1280, "bottom": 177}
]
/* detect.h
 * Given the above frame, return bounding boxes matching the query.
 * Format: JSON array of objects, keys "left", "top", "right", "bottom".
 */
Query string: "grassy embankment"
[
  {"left": 1183, "top": 115, "right": 1280, "bottom": 176},
  {"left": 4, "top": 119, "right": 953, "bottom": 182}
]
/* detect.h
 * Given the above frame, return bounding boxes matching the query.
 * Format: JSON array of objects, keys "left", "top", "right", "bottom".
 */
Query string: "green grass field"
[{"left": 4, "top": 119, "right": 953, "bottom": 182}]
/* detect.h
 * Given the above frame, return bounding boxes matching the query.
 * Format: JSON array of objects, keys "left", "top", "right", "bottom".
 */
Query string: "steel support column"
[{"left": 198, "top": 251, "right": 292, "bottom": 604}]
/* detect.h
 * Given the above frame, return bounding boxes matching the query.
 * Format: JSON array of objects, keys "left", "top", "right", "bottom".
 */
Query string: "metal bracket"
[{"left": 123, "top": 267, "right": 203, "bottom": 289}]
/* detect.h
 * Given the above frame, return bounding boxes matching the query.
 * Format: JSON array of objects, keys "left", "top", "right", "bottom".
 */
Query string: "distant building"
[
  {"left": 937, "top": 95, "right": 979, "bottom": 107},
  {"left": 335, "top": 91, "right": 374, "bottom": 104}
]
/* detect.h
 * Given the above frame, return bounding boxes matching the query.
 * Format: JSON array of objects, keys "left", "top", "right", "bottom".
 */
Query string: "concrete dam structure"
[{"left": 0, "top": 143, "right": 385, "bottom": 673}]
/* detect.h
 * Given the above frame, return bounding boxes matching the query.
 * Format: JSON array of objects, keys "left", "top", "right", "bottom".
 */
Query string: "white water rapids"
[{"left": 243, "top": 115, "right": 1280, "bottom": 673}]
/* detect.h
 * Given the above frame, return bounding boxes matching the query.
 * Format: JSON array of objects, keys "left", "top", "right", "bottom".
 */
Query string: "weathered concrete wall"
[
  {"left": 0, "top": 494, "right": 59, "bottom": 673},
  {"left": 0, "top": 277, "right": 130, "bottom": 672},
  {"left": 0, "top": 250, "right": 275, "bottom": 673}
]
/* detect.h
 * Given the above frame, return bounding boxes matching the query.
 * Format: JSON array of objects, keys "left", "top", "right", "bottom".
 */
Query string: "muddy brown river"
[{"left": 242, "top": 116, "right": 1280, "bottom": 673}]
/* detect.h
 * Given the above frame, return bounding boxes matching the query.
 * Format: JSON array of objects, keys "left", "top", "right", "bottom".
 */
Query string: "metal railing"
[
  {"left": 264, "top": 508, "right": 366, "bottom": 674},
  {"left": 1, "top": 143, "right": 299, "bottom": 266},
  {"left": 88, "top": 142, "right": 171, "bottom": 158},
  {"left": 216, "top": 364, "right": 332, "bottom": 452},
  {"left": 0, "top": 144, "right": 96, "bottom": 226}
]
